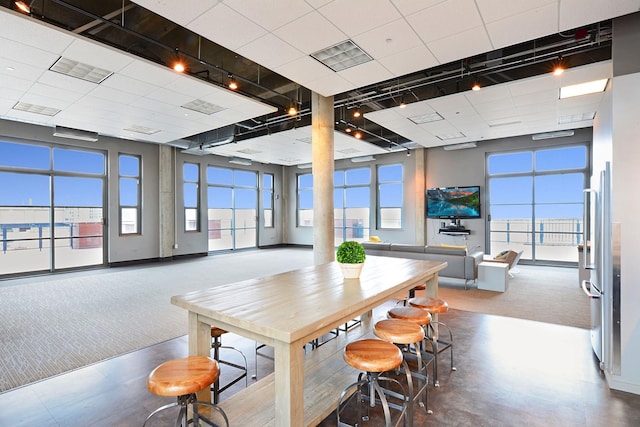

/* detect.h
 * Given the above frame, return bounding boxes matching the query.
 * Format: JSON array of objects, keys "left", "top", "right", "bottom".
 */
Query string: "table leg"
[
  {"left": 189, "top": 312, "right": 213, "bottom": 402},
  {"left": 273, "top": 339, "right": 304, "bottom": 427}
]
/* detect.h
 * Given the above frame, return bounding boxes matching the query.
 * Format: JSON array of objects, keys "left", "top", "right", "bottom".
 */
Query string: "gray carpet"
[
  {"left": 438, "top": 264, "right": 589, "bottom": 329},
  {"left": 0, "top": 249, "right": 588, "bottom": 394}
]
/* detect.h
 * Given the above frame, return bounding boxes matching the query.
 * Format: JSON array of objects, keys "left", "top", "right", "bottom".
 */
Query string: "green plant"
[{"left": 336, "top": 241, "right": 366, "bottom": 264}]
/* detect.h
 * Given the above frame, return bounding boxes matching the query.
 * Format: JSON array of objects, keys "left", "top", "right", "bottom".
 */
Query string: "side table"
[{"left": 477, "top": 262, "right": 509, "bottom": 292}]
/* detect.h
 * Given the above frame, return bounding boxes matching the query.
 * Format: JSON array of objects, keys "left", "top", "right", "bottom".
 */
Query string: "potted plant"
[{"left": 336, "top": 241, "right": 366, "bottom": 279}]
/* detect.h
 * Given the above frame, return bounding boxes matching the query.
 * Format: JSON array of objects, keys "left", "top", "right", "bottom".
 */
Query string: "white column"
[{"left": 311, "top": 92, "right": 335, "bottom": 264}]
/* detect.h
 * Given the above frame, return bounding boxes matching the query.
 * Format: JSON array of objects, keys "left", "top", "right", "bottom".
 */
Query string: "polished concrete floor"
[{"left": 1, "top": 305, "right": 639, "bottom": 426}]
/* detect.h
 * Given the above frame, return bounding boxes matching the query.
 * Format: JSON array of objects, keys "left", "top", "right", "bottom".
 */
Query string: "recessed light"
[
  {"left": 560, "top": 79, "right": 608, "bottom": 99},
  {"left": 408, "top": 112, "right": 444, "bottom": 124},
  {"left": 310, "top": 40, "right": 372, "bottom": 72}
]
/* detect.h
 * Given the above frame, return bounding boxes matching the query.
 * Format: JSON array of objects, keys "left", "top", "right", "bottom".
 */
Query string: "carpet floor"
[{"left": 0, "top": 249, "right": 588, "bottom": 394}]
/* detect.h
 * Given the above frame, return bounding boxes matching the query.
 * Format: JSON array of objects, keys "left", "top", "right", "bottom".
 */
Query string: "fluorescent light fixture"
[
  {"left": 532, "top": 130, "right": 575, "bottom": 140},
  {"left": 351, "top": 155, "right": 376, "bottom": 163},
  {"left": 13, "top": 101, "right": 60, "bottom": 116},
  {"left": 558, "top": 112, "right": 596, "bottom": 124},
  {"left": 489, "top": 120, "right": 521, "bottom": 128},
  {"left": 559, "top": 79, "right": 608, "bottom": 99},
  {"left": 436, "top": 132, "right": 465, "bottom": 141},
  {"left": 443, "top": 142, "right": 477, "bottom": 151},
  {"left": 297, "top": 163, "right": 312, "bottom": 169},
  {"left": 49, "top": 57, "right": 113, "bottom": 84},
  {"left": 311, "top": 40, "right": 372, "bottom": 72},
  {"left": 53, "top": 125, "right": 99, "bottom": 142},
  {"left": 181, "top": 99, "right": 226, "bottom": 115},
  {"left": 228, "top": 157, "right": 252, "bottom": 166},
  {"left": 408, "top": 112, "right": 444, "bottom": 124}
]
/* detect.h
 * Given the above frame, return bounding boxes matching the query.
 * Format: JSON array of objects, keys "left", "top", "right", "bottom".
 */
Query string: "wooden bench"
[{"left": 216, "top": 317, "right": 377, "bottom": 426}]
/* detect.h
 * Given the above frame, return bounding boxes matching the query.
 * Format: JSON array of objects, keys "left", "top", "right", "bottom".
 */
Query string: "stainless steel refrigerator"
[{"left": 582, "top": 161, "right": 621, "bottom": 374}]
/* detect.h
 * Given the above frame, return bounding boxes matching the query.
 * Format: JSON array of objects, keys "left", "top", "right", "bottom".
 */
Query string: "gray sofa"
[{"left": 361, "top": 242, "right": 484, "bottom": 287}]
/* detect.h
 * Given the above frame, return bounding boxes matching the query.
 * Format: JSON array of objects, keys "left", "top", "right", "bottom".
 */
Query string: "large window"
[
  {"left": 119, "top": 154, "right": 141, "bottom": 235},
  {"left": 207, "top": 166, "right": 257, "bottom": 251},
  {"left": 487, "top": 145, "right": 588, "bottom": 263},
  {"left": 184, "top": 163, "right": 200, "bottom": 232},
  {"left": 297, "top": 173, "right": 313, "bottom": 227},
  {"left": 378, "top": 164, "right": 403, "bottom": 229},
  {"left": 334, "top": 168, "right": 370, "bottom": 244},
  {"left": 263, "top": 173, "right": 274, "bottom": 228},
  {"left": 0, "top": 141, "right": 105, "bottom": 276}
]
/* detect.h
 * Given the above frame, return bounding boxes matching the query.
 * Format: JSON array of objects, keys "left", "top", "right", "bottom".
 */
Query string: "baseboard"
[{"left": 606, "top": 372, "right": 640, "bottom": 395}]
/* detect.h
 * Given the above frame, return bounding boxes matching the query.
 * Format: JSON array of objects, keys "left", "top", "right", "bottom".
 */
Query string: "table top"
[{"left": 171, "top": 255, "right": 446, "bottom": 344}]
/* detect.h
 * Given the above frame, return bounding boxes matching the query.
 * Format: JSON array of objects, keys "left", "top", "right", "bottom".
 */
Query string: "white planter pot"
[{"left": 339, "top": 262, "right": 364, "bottom": 279}]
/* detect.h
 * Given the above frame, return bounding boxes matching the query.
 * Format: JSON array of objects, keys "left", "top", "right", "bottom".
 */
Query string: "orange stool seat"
[
  {"left": 388, "top": 306, "right": 432, "bottom": 325},
  {"left": 374, "top": 319, "right": 425, "bottom": 345},
  {"left": 144, "top": 356, "right": 229, "bottom": 427},
  {"left": 409, "top": 297, "right": 449, "bottom": 314},
  {"left": 147, "top": 356, "right": 219, "bottom": 397},
  {"left": 343, "top": 339, "right": 403, "bottom": 373}
]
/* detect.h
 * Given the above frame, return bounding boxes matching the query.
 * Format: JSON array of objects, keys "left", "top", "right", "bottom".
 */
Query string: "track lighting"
[
  {"left": 172, "top": 61, "right": 185, "bottom": 73},
  {"left": 354, "top": 129, "right": 362, "bottom": 139},
  {"left": 14, "top": 0, "right": 35, "bottom": 14},
  {"left": 352, "top": 106, "right": 361, "bottom": 118},
  {"left": 471, "top": 82, "right": 481, "bottom": 91},
  {"left": 228, "top": 74, "right": 238, "bottom": 90},
  {"left": 287, "top": 100, "right": 298, "bottom": 116}
]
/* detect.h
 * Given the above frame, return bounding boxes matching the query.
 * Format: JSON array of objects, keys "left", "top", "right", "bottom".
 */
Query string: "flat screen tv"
[{"left": 426, "top": 186, "right": 481, "bottom": 219}]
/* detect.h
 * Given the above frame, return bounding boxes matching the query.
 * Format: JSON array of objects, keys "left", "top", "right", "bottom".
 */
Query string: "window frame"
[
  {"left": 183, "top": 162, "right": 200, "bottom": 232},
  {"left": 118, "top": 153, "right": 142, "bottom": 235},
  {"left": 263, "top": 173, "right": 274, "bottom": 228},
  {"left": 377, "top": 163, "right": 403, "bottom": 230}
]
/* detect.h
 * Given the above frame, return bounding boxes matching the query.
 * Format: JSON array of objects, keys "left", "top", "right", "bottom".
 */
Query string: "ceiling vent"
[{"left": 53, "top": 125, "right": 98, "bottom": 142}]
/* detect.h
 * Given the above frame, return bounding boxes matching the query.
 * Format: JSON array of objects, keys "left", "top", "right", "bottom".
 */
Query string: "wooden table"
[{"left": 171, "top": 255, "right": 446, "bottom": 427}]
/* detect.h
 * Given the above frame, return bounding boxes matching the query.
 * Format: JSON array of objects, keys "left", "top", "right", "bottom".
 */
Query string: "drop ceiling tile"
[
  {"left": 133, "top": 0, "right": 220, "bottom": 27},
  {"left": 427, "top": 93, "right": 472, "bottom": 113},
  {"left": 273, "top": 11, "right": 345, "bottom": 54},
  {"left": 0, "top": 37, "right": 59, "bottom": 69},
  {"left": 556, "top": 61, "right": 612, "bottom": 86},
  {"left": 237, "top": 33, "right": 303, "bottom": 70},
  {"left": 28, "top": 82, "right": 83, "bottom": 104},
  {"left": 304, "top": 73, "right": 355, "bottom": 97},
  {"left": 188, "top": 3, "right": 267, "bottom": 51},
  {"left": 476, "top": 0, "right": 556, "bottom": 23},
  {"left": 407, "top": 0, "right": 483, "bottom": 44},
  {"left": 559, "top": 0, "right": 640, "bottom": 32},
  {"left": 427, "top": 26, "right": 493, "bottom": 64},
  {"left": 224, "top": 0, "right": 313, "bottom": 32},
  {"left": 512, "top": 90, "right": 558, "bottom": 107},
  {"left": 0, "top": 10, "right": 73, "bottom": 54},
  {"left": 391, "top": 0, "right": 442, "bottom": 15},
  {"left": 377, "top": 45, "right": 439, "bottom": 77},
  {"left": 465, "top": 84, "right": 512, "bottom": 104},
  {"left": 119, "top": 60, "right": 180, "bottom": 88},
  {"left": 486, "top": 3, "right": 558, "bottom": 50},
  {"left": 319, "top": 0, "right": 402, "bottom": 38},
  {"left": 274, "top": 56, "right": 334, "bottom": 86},
  {"left": 0, "top": 65, "right": 41, "bottom": 90},
  {"left": 37, "top": 70, "right": 97, "bottom": 94},
  {"left": 353, "top": 19, "right": 424, "bottom": 60},
  {"left": 507, "top": 74, "right": 557, "bottom": 97},
  {"left": 339, "top": 60, "right": 394, "bottom": 88},
  {"left": 100, "top": 74, "right": 156, "bottom": 97},
  {"left": 89, "top": 85, "right": 140, "bottom": 105},
  {"left": 61, "top": 38, "right": 133, "bottom": 73}
]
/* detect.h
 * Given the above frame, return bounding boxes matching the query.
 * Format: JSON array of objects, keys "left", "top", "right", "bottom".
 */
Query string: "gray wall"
[{"left": 425, "top": 127, "right": 593, "bottom": 254}]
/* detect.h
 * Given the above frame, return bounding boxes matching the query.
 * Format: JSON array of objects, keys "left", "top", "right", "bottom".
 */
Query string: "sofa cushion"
[
  {"left": 390, "top": 244, "right": 425, "bottom": 253},
  {"left": 424, "top": 245, "right": 467, "bottom": 256}
]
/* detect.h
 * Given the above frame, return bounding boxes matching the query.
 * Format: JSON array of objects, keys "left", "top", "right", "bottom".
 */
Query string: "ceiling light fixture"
[
  {"left": 353, "top": 106, "right": 361, "bottom": 118},
  {"left": 53, "top": 125, "right": 99, "bottom": 142},
  {"left": 471, "top": 82, "right": 481, "bottom": 91},
  {"left": 442, "top": 141, "right": 477, "bottom": 151},
  {"left": 531, "top": 130, "right": 575, "bottom": 140},
  {"left": 354, "top": 129, "right": 362, "bottom": 139},
  {"left": 351, "top": 155, "right": 376, "bottom": 163},
  {"left": 399, "top": 95, "right": 406, "bottom": 108},
  {"left": 228, "top": 157, "right": 252, "bottom": 166},
  {"left": 14, "top": 0, "right": 35, "bottom": 14},
  {"left": 310, "top": 40, "right": 373, "bottom": 72},
  {"left": 228, "top": 74, "right": 238, "bottom": 90},
  {"left": 287, "top": 101, "right": 298, "bottom": 116},
  {"left": 173, "top": 61, "right": 185, "bottom": 73},
  {"left": 560, "top": 79, "right": 608, "bottom": 99}
]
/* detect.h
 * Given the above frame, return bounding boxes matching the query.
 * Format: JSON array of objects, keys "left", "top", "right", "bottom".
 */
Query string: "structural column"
[
  {"left": 311, "top": 92, "right": 335, "bottom": 264},
  {"left": 158, "top": 144, "right": 175, "bottom": 259}
]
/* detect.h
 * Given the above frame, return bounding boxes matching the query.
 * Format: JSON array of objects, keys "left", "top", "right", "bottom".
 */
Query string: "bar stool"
[
  {"left": 374, "top": 319, "right": 431, "bottom": 424},
  {"left": 387, "top": 306, "right": 434, "bottom": 414},
  {"left": 337, "top": 339, "right": 408, "bottom": 427},
  {"left": 408, "top": 297, "right": 456, "bottom": 387},
  {"left": 210, "top": 326, "right": 248, "bottom": 403},
  {"left": 143, "top": 355, "right": 229, "bottom": 427}
]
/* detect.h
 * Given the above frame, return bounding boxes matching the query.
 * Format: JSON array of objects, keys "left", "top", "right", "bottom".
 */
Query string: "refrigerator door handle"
[
  {"left": 581, "top": 280, "right": 601, "bottom": 298},
  {"left": 583, "top": 189, "right": 597, "bottom": 270}
]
